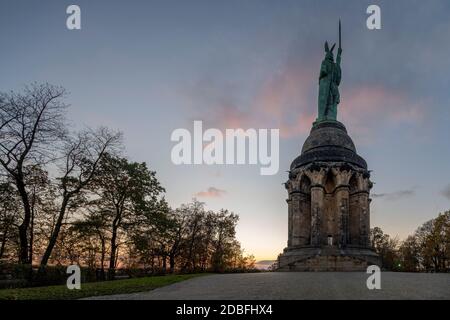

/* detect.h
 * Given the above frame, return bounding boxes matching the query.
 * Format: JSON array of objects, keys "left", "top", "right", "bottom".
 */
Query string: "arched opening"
[
  {"left": 322, "top": 170, "right": 337, "bottom": 245},
  {"left": 324, "top": 170, "right": 336, "bottom": 194},
  {"left": 299, "top": 174, "right": 311, "bottom": 194},
  {"left": 297, "top": 174, "right": 311, "bottom": 246},
  {"left": 348, "top": 173, "right": 360, "bottom": 245},
  {"left": 349, "top": 174, "right": 358, "bottom": 194}
]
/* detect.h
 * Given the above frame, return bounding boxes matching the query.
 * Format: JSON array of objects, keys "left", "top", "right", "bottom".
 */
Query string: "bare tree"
[
  {"left": 40, "top": 127, "right": 122, "bottom": 267},
  {"left": 87, "top": 153, "right": 166, "bottom": 278},
  {"left": 0, "top": 83, "right": 66, "bottom": 264}
]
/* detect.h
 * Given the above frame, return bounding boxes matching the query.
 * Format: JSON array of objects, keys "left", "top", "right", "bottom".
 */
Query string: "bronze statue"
[{"left": 316, "top": 20, "right": 342, "bottom": 123}]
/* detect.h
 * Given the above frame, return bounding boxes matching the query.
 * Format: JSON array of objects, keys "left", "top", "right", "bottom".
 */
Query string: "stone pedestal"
[{"left": 277, "top": 121, "right": 380, "bottom": 271}]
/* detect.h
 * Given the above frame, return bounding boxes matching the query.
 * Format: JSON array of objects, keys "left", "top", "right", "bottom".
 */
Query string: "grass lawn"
[{"left": 0, "top": 273, "right": 206, "bottom": 300}]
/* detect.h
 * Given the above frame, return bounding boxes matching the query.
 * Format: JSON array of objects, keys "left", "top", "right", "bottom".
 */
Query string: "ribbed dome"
[{"left": 290, "top": 120, "right": 367, "bottom": 170}]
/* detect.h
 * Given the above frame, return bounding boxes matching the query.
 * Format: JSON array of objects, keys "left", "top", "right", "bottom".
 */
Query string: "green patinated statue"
[{"left": 316, "top": 20, "right": 342, "bottom": 123}]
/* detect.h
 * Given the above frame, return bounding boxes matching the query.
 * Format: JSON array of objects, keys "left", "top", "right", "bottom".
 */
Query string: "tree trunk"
[
  {"left": 150, "top": 252, "right": 155, "bottom": 273},
  {"left": 169, "top": 253, "right": 175, "bottom": 273},
  {"left": 29, "top": 192, "right": 36, "bottom": 264},
  {"left": 100, "top": 236, "right": 106, "bottom": 280},
  {"left": 16, "top": 176, "right": 31, "bottom": 264},
  {"left": 162, "top": 254, "right": 167, "bottom": 273},
  {"left": 40, "top": 197, "right": 69, "bottom": 267},
  {"left": 108, "top": 223, "right": 119, "bottom": 280},
  {"left": 184, "top": 225, "right": 198, "bottom": 271},
  {"left": 108, "top": 204, "right": 123, "bottom": 280}
]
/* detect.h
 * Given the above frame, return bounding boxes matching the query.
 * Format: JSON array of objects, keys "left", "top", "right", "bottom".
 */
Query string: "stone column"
[
  {"left": 332, "top": 167, "right": 352, "bottom": 248},
  {"left": 338, "top": 197, "right": 349, "bottom": 246},
  {"left": 298, "top": 192, "right": 311, "bottom": 246},
  {"left": 359, "top": 192, "right": 371, "bottom": 247},
  {"left": 291, "top": 193, "right": 301, "bottom": 246},
  {"left": 364, "top": 198, "right": 372, "bottom": 247},
  {"left": 286, "top": 197, "right": 292, "bottom": 247},
  {"left": 359, "top": 204, "right": 368, "bottom": 247},
  {"left": 306, "top": 168, "right": 326, "bottom": 246},
  {"left": 357, "top": 174, "right": 372, "bottom": 247},
  {"left": 310, "top": 186, "right": 323, "bottom": 246}
]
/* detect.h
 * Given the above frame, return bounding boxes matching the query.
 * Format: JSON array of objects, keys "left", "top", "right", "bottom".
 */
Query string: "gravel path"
[{"left": 85, "top": 272, "right": 450, "bottom": 300}]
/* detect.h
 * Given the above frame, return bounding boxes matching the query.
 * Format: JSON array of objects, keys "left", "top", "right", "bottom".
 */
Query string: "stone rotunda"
[
  {"left": 277, "top": 121, "right": 380, "bottom": 271},
  {"left": 277, "top": 22, "right": 379, "bottom": 271}
]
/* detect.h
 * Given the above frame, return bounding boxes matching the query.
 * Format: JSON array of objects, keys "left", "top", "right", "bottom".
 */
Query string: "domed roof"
[{"left": 290, "top": 120, "right": 367, "bottom": 170}]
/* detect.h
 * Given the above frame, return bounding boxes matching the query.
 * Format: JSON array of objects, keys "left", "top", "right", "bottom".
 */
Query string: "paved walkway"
[{"left": 86, "top": 272, "right": 450, "bottom": 300}]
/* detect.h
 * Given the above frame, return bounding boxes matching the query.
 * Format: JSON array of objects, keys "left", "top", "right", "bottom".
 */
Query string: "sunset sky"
[{"left": 1, "top": 0, "right": 450, "bottom": 261}]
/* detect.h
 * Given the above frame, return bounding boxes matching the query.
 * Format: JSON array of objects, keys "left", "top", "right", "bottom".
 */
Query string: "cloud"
[
  {"left": 189, "top": 69, "right": 425, "bottom": 144},
  {"left": 441, "top": 184, "right": 450, "bottom": 200},
  {"left": 372, "top": 189, "right": 415, "bottom": 201},
  {"left": 194, "top": 187, "right": 227, "bottom": 198},
  {"left": 340, "top": 86, "right": 425, "bottom": 142},
  {"left": 186, "top": 41, "right": 318, "bottom": 139},
  {"left": 192, "top": 66, "right": 317, "bottom": 138},
  {"left": 186, "top": 27, "right": 428, "bottom": 144}
]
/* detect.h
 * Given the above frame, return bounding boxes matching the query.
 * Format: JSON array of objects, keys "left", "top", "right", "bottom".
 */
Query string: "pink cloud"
[
  {"left": 189, "top": 57, "right": 425, "bottom": 144},
  {"left": 193, "top": 62, "right": 317, "bottom": 139},
  {"left": 195, "top": 187, "right": 227, "bottom": 198},
  {"left": 342, "top": 86, "right": 424, "bottom": 122},
  {"left": 252, "top": 66, "right": 317, "bottom": 137},
  {"left": 340, "top": 85, "right": 425, "bottom": 143}
]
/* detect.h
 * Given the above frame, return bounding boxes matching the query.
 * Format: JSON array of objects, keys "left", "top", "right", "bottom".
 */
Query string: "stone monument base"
[{"left": 277, "top": 246, "right": 380, "bottom": 272}]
